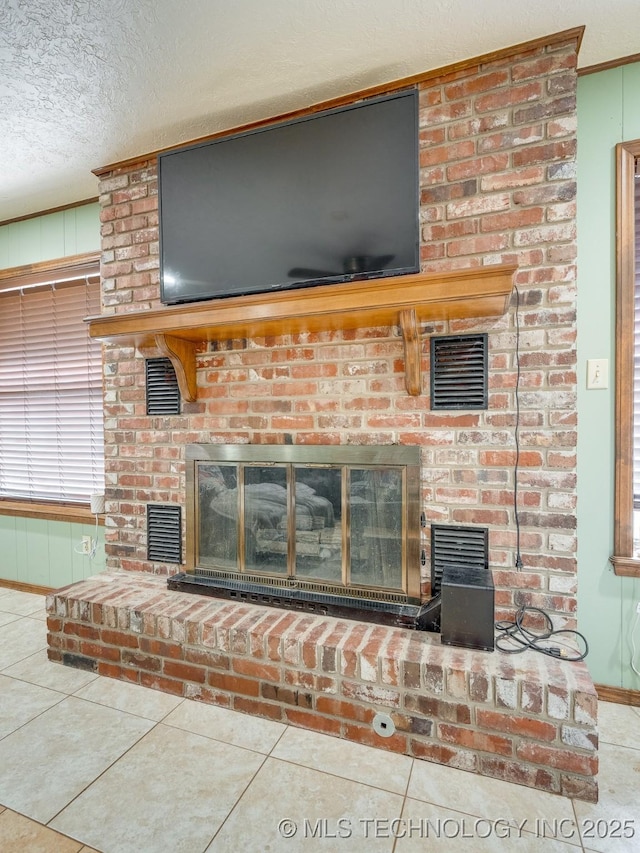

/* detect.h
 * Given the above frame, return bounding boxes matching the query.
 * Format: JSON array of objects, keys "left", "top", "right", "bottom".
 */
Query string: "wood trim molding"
[
  {"left": 0, "top": 251, "right": 100, "bottom": 291},
  {"left": 611, "top": 140, "right": 640, "bottom": 574},
  {"left": 595, "top": 683, "right": 640, "bottom": 706},
  {"left": 0, "top": 578, "right": 55, "bottom": 596},
  {"left": 0, "top": 198, "right": 98, "bottom": 229},
  {"left": 88, "top": 264, "right": 515, "bottom": 399},
  {"left": 0, "top": 499, "right": 104, "bottom": 525},
  {"left": 578, "top": 52, "right": 640, "bottom": 77},
  {"left": 93, "top": 28, "right": 584, "bottom": 178},
  {"left": 610, "top": 556, "right": 640, "bottom": 578}
]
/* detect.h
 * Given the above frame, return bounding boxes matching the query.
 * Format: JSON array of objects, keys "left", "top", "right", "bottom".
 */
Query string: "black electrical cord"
[
  {"left": 512, "top": 282, "right": 523, "bottom": 569},
  {"left": 495, "top": 605, "right": 589, "bottom": 661}
]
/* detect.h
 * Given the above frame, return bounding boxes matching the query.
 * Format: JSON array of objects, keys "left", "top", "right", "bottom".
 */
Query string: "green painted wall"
[
  {"left": 0, "top": 202, "right": 99, "bottom": 268},
  {"left": 0, "top": 515, "right": 106, "bottom": 587},
  {"left": 0, "top": 202, "right": 104, "bottom": 588},
  {"left": 577, "top": 62, "right": 640, "bottom": 688}
]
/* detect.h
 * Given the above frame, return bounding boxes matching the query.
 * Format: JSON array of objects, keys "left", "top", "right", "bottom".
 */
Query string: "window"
[
  {"left": 0, "top": 255, "right": 104, "bottom": 504},
  {"left": 612, "top": 141, "right": 640, "bottom": 575}
]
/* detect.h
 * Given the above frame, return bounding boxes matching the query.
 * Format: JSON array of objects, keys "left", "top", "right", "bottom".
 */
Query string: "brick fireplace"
[{"left": 46, "top": 28, "right": 598, "bottom": 801}]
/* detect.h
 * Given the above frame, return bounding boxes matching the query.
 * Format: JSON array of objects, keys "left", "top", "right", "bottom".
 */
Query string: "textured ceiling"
[{"left": 1, "top": 0, "right": 638, "bottom": 222}]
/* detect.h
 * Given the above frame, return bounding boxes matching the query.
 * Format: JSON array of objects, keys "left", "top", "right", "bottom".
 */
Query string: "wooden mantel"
[{"left": 87, "top": 264, "right": 516, "bottom": 400}]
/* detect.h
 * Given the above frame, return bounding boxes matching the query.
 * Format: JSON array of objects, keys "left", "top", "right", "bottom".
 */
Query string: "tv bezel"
[{"left": 158, "top": 88, "right": 420, "bottom": 306}]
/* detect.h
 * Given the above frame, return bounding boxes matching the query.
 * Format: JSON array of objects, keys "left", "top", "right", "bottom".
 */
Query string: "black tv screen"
[{"left": 158, "top": 89, "right": 420, "bottom": 305}]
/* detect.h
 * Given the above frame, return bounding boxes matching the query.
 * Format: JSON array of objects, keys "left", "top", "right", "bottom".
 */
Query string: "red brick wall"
[{"left": 98, "top": 36, "right": 578, "bottom": 625}]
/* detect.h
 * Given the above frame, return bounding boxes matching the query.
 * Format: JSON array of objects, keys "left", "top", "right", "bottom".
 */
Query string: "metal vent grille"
[
  {"left": 430, "top": 333, "right": 488, "bottom": 410},
  {"left": 431, "top": 524, "right": 488, "bottom": 596},
  {"left": 146, "top": 358, "right": 181, "bottom": 415},
  {"left": 147, "top": 504, "right": 182, "bottom": 563},
  {"left": 195, "top": 567, "right": 408, "bottom": 604}
]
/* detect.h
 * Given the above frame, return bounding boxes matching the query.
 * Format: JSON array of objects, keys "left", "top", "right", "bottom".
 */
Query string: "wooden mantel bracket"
[
  {"left": 155, "top": 333, "right": 198, "bottom": 402},
  {"left": 399, "top": 308, "right": 422, "bottom": 396}
]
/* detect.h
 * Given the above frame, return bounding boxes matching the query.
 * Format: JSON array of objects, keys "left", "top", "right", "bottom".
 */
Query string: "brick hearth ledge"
[{"left": 46, "top": 572, "right": 598, "bottom": 802}]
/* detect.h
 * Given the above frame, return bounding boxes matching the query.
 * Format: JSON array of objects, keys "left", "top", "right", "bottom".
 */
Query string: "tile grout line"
[
  {"left": 0, "top": 613, "right": 49, "bottom": 674},
  {"left": 391, "top": 750, "right": 415, "bottom": 853},
  {"left": 571, "top": 796, "right": 587, "bottom": 853},
  {"left": 0, "top": 681, "right": 70, "bottom": 744},
  {"left": 200, "top": 749, "right": 271, "bottom": 851},
  {"left": 203, "top": 721, "right": 307, "bottom": 849},
  {"left": 43, "top": 718, "right": 163, "bottom": 833},
  {"left": 0, "top": 807, "right": 89, "bottom": 853}
]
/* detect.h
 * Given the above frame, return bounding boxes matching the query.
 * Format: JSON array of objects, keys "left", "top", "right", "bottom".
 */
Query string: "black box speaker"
[{"left": 440, "top": 564, "right": 494, "bottom": 651}]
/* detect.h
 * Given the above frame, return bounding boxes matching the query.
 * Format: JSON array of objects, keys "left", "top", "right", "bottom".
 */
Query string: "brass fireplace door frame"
[{"left": 185, "top": 444, "right": 422, "bottom": 605}]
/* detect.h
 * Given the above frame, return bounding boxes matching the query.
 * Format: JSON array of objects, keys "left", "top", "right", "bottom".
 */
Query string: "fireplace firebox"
[{"left": 167, "top": 444, "right": 432, "bottom": 628}]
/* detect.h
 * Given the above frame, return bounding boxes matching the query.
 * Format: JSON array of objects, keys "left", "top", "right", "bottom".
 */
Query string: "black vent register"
[
  {"left": 430, "top": 333, "right": 488, "bottom": 410},
  {"left": 146, "top": 357, "right": 181, "bottom": 415},
  {"left": 431, "top": 524, "right": 488, "bottom": 596},
  {"left": 147, "top": 504, "right": 182, "bottom": 563}
]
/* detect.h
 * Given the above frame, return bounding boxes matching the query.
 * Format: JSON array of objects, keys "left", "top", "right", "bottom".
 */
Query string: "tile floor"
[{"left": 0, "top": 588, "right": 639, "bottom": 853}]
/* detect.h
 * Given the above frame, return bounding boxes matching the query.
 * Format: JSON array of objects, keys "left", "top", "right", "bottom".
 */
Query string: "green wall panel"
[
  {"left": 0, "top": 516, "right": 18, "bottom": 582},
  {"left": 0, "top": 203, "right": 100, "bottom": 269},
  {"left": 24, "top": 519, "right": 51, "bottom": 588},
  {"left": 0, "top": 516, "right": 105, "bottom": 589},
  {"left": 577, "top": 62, "right": 640, "bottom": 688}
]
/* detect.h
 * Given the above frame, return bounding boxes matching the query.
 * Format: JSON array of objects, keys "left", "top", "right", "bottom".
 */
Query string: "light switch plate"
[{"left": 586, "top": 359, "right": 608, "bottom": 390}]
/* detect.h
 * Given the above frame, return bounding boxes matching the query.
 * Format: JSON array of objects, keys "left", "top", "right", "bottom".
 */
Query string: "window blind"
[{"left": 0, "top": 270, "right": 105, "bottom": 502}]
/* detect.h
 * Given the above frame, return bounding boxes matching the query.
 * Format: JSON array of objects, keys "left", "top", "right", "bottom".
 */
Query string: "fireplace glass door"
[{"left": 188, "top": 445, "right": 420, "bottom": 603}]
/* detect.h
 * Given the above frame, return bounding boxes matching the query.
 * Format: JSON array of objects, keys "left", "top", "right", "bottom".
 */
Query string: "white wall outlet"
[
  {"left": 586, "top": 358, "right": 608, "bottom": 390},
  {"left": 636, "top": 601, "right": 640, "bottom": 615},
  {"left": 81, "top": 536, "right": 94, "bottom": 555}
]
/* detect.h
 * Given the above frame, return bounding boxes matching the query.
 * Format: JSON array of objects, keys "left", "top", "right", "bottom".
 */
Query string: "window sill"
[
  {"left": 610, "top": 555, "right": 640, "bottom": 577},
  {"left": 0, "top": 500, "right": 104, "bottom": 525}
]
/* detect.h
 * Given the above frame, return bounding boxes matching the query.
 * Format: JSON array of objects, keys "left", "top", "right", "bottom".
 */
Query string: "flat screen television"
[{"left": 158, "top": 89, "right": 420, "bottom": 305}]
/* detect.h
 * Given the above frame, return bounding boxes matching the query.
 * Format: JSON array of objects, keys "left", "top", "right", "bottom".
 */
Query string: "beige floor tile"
[
  {"left": 163, "top": 696, "right": 286, "bottom": 753},
  {"left": 272, "top": 724, "right": 412, "bottom": 794},
  {"left": 0, "top": 590, "right": 46, "bottom": 617},
  {"left": 598, "top": 700, "right": 640, "bottom": 750},
  {"left": 573, "top": 742, "right": 640, "bottom": 853},
  {"left": 396, "top": 798, "right": 582, "bottom": 851},
  {"left": 0, "top": 617, "right": 48, "bottom": 670},
  {"left": 0, "top": 809, "right": 83, "bottom": 852},
  {"left": 0, "top": 612, "right": 20, "bottom": 628},
  {"left": 0, "top": 674, "right": 66, "bottom": 739},
  {"left": 51, "top": 723, "right": 266, "bottom": 853},
  {"left": 73, "top": 674, "right": 185, "bottom": 721},
  {"left": 2, "top": 650, "right": 99, "bottom": 694},
  {"left": 0, "top": 696, "right": 154, "bottom": 823},
  {"left": 28, "top": 610, "right": 47, "bottom": 622},
  {"left": 407, "top": 759, "right": 577, "bottom": 833},
  {"left": 207, "top": 756, "right": 404, "bottom": 852}
]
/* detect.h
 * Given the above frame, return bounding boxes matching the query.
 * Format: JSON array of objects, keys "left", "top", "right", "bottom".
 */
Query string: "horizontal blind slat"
[{"left": 0, "top": 274, "right": 104, "bottom": 501}]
